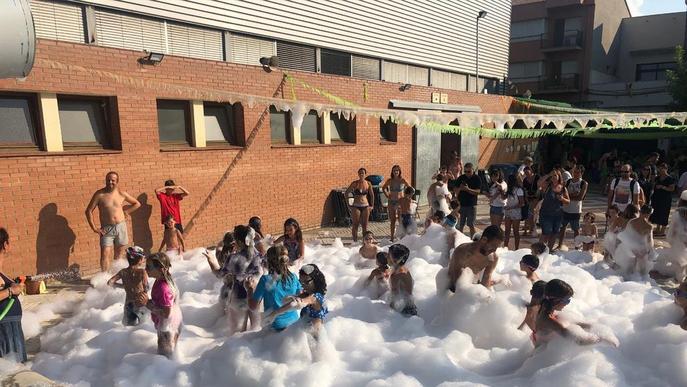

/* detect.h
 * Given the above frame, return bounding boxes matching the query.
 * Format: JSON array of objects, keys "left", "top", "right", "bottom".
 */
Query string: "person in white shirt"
[
  {"left": 518, "top": 156, "right": 534, "bottom": 176},
  {"left": 488, "top": 169, "right": 508, "bottom": 227},
  {"left": 558, "top": 165, "right": 588, "bottom": 249},
  {"left": 607, "top": 164, "right": 641, "bottom": 213}
]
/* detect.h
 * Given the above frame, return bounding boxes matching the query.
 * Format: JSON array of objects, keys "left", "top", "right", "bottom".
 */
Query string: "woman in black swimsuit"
[
  {"left": 346, "top": 168, "right": 374, "bottom": 242},
  {"left": 382, "top": 165, "right": 411, "bottom": 242}
]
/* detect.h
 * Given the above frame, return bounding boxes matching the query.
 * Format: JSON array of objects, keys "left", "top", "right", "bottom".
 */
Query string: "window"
[
  {"left": 352, "top": 55, "right": 380, "bottom": 80},
  {"left": 94, "top": 9, "right": 166, "bottom": 52},
  {"left": 270, "top": 106, "right": 291, "bottom": 144},
  {"left": 636, "top": 62, "right": 677, "bottom": 81},
  {"left": 229, "top": 34, "right": 275, "bottom": 66},
  {"left": 380, "top": 118, "right": 397, "bottom": 142},
  {"left": 511, "top": 19, "right": 545, "bottom": 42},
  {"left": 0, "top": 94, "right": 40, "bottom": 150},
  {"left": 204, "top": 103, "right": 241, "bottom": 146},
  {"left": 31, "top": 0, "right": 85, "bottom": 43},
  {"left": 277, "top": 41, "right": 316, "bottom": 72},
  {"left": 168, "top": 23, "right": 223, "bottom": 61},
  {"left": 300, "top": 110, "right": 322, "bottom": 143},
  {"left": 330, "top": 113, "right": 355, "bottom": 143},
  {"left": 58, "top": 96, "right": 111, "bottom": 148},
  {"left": 157, "top": 100, "right": 191, "bottom": 145},
  {"left": 509, "top": 61, "right": 543, "bottom": 80},
  {"left": 321, "top": 49, "right": 351, "bottom": 76}
]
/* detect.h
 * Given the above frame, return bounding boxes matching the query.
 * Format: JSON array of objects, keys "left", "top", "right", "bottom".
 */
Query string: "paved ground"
[{"left": 4, "top": 190, "right": 672, "bottom": 385}]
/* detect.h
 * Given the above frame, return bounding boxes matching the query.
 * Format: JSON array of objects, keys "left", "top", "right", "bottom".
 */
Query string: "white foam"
[{"left": 23, "top": 227, "right": 686, "bottom": 386}]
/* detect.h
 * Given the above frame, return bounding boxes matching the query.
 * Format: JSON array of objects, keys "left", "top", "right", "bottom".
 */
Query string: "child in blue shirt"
[{"left": 247, "top": 245, "right": 302, "bottom": 331}]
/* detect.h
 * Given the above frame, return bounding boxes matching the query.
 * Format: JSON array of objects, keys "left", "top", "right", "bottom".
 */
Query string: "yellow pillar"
[
  {"left": 190, "top": 100, "right": 206, "bottom": 147},
  {"left": 322, "top": 112, "right": 331, "bottom": 144},
  {"left": 39, "top": 93, "right": 63, "bottom": 152}
]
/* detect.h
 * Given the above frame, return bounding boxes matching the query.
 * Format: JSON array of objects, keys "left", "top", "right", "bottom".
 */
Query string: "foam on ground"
[{"left": 13, "top": 227, "right": 687, "bottom": 386}]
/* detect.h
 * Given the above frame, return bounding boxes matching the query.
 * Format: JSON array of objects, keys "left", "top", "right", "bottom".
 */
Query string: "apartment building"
[
  {"left": 0, "top": 0, "right": 515, "bottom": 275},
  {"left": 508, "top": 0, "right": 685, "bottom": 111}
]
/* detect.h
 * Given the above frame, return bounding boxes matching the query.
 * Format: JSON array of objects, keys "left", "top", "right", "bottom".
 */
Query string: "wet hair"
[
  {"left": 404, "top": 186, "right": 415, "bottom": 196},
  {"left": 481, "top": 225, "right": 505, "bottom": 241},
  {"left": 540, "top": 279, "right": 574, "bottom": 315},
  {"left": 506, "top": 174, "right": 519, "bottom": 196},
  {"left": 0, "top": 228, "right": 8, "bottom": 252},
  {"left": 530, "top": 280, "right": 547, "bottom": 302},
  {"left": 583, "top": 212, "right": 595, "bottom": 223},
  {"left": 299, "top": 264, "right": 327, "bottom": 295},
  {"left": 126, "top": 246, "right": 146, "bottom": 266},
  {"left": 265, "top": 245, "right": 294, "bottom": 287},
  {"left": 147, "top": 252, "right": 176, "bottom": 290},
  {"left": 520, "top": 254, "right": 540, "bottom": 271},
  {"left": 218, "top": 232, "right": 236, "bottom": 265},
  {"left": 433, "top": 210, "right": 446, "bottom": 222},
  {"left": 376, "top": 251, "right": 389, "bottom": 269},
  {"left": 640, "top": 204, "right": 653, "bottom": 215},
  {"left": 450, "top": 200, "right": 460, "bottom": 210},
  {"left": 358, "top": 167, "right": 367, "bottom": 175},
  {"left": 233, "top": 225, "right": 251, "bottom": 248},
  {"left": 284, "top": 218, "right": 303, "bottom": 243},
  {"left": 624, "top": 204, "right": 639, "bottom": 219},
  {"left": 445, "top": 214, "right": 457, "bottom": 227},
  {"left": 391, "top": 165, "right": 402, "bottom": 178},
  {"left": 436, "top": 174, "right": 445, "bottom": 182},
  {"left": 164, "top": 214, "right": 175, "bottom": 224},
  {"left": 388, "top": 244, "right": 410, "bottom": 266},
  {"left": 363, "top": 231, "right": 375, "bottom": 240},
  {"left": 249, "top": 216, "right": 263, "bottom": 239},
  {"left": 530, "top": 242, "right": 548, "bottom": 256}
]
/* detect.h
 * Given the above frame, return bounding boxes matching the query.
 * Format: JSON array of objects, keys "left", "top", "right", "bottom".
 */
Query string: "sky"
[{"left": 626, "top": 0, "right": 686, "bottom": 16}]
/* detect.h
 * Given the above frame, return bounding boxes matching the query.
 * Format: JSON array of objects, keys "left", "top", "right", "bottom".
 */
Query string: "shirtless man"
[
  {"left": 447, "top": 225, "right": 504, "bottom": 291},
  {"left": 86, "top": 171, "right": 141, "bottom": 272}
]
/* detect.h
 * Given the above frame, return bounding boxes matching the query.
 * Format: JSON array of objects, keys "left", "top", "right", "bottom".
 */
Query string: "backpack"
[{"left": 611, "top": 178, "right": 639, "bottom": 206}]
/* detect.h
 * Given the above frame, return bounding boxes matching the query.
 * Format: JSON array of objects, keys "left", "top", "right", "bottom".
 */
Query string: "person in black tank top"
[{"left": 0, "top": 228, "right": 27, "bottom": 363}]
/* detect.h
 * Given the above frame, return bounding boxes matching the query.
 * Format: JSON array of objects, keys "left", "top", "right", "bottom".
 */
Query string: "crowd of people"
[{"left": 1, "top": 151, "right": 685, "bottom": 362}]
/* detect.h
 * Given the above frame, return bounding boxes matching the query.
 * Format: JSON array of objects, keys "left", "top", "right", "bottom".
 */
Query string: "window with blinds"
[
  {"left": 352, "top": 56, "right": 380, "bottom": 80},
  {"left": 408, "top": 65, "right": 429, "bottom": 86},
  {"left": 94, "top": 9, "right": 166, "bottom": 52},
  {"left": 383, "top": 61, "right": 407, "bottom": 83},
  {"left": 168, "top": 23, "right": 223, "bottom": 61},
  {"left": 431, "top": 69, "right": 468, "bottom": 90},
  {"left": 321, "top": 49, "right": 351, "bottom": 76},
  {"left": 229, "top": 34, "right": 275, "bottom": 66},
  {"left": 30, "top": 0, "right": 85, "bottom": 43},
  {"left": 276, "top": 41, "right": 316, "bottom": 72}
]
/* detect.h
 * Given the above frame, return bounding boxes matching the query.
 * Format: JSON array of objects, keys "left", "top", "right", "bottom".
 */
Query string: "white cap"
[{"left": 681, "top": 190, "right": 687, "bottom": 201}]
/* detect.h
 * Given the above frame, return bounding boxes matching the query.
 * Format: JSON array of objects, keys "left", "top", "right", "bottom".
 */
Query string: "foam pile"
[{"left": 12, "top": 226, "right": 686, "bottom": 386}]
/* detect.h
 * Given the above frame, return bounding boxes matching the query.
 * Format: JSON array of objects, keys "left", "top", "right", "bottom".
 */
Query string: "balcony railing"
[
  {"left": 508, "top": 73, "right": 580, "bottom": 93},
  {"left": 540, "top": 30, "right": 583, "bottom": 49}
]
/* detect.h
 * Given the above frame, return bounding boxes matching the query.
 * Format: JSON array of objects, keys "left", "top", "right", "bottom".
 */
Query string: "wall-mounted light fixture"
[
  {"left": 259, "top": 56, "right": 279, "bottom": 72},
  {"left": 399, "top": 83, "right": 411, "bottom": 91},
  {"left": 138, "top": 50, "right": 165, "bottom": 65}
]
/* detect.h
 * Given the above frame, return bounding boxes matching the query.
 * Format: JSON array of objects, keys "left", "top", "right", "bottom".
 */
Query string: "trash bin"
[
  {"left": 366, "top": 175, "right": 388, "bottom": 222},
  {"left": 330, "top": 189, "right": 352, "bottom": 227}
]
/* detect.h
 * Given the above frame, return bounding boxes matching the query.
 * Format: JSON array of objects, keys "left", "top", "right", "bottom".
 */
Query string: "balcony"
[
  {"left": 509, "top": 73, "right": 580, "bottom": 94},
  {"left": 540, "top": 30, "right": 583, "bottom": 52}
]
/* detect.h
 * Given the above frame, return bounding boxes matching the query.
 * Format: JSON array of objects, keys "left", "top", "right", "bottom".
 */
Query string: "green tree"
[{"left": 667, "top": 45, "right": 687, "bottom": 111}]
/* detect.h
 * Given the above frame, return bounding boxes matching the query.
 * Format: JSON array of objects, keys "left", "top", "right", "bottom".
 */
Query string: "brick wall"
[{"left": 0, "top": 40, "right": 513, "bottom": 276}]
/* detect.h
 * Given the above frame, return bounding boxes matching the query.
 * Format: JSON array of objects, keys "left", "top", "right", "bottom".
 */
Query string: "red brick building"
[{"left": 0, "top": 37, "right": 519, "bottom": 275}]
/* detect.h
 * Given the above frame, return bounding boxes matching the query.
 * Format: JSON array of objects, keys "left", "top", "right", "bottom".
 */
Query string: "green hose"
[{"left": 0, "top": 297, "right": 15, "bottom": 321}]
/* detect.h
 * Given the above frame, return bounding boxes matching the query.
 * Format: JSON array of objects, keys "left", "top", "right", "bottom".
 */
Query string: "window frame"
[
  {"left": 380, "top": 118, "right": 398, "bottom": 143},
  {"left": 203, "top": 102, "right": 243, "bottom": 147},
  {"left": 299, "top": 109, "right": 323, "bottom": 144},
  {"left": 269, "top": 105, "right": 292, "bottom": 145},
  {"left": 157, "top": 99, "right": 193, "bottom": 148},
  {"left": 329, "top": 112, "right": 356, "bottom": 144},
  {"left": 0, "top": 92, "right": 43, "bottom": 152},
  {"left": 320, "top": 48, "right": 352, "bottom": 77},
  {"left": 635, "top": 62, "right": 677, "bottom": 82},
  {"left": 57, "top": 94, "right": 114, "bottom": 150}
]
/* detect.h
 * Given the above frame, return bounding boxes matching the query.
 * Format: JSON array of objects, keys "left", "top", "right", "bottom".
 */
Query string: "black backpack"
[{"left": 611, "top": 178, "right": 638, "bottom": 205}]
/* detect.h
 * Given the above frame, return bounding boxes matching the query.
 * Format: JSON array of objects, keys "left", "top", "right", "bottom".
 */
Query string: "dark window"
[
  {"left": 330, "top": 113, "right": 355, "bottom": 143},
  {"left": 58, "top": 96, "right": 112, "bottom": 148},
  {"left": 157, "top": 100, "right": 191, "bottom": 145},
  {"left": 636, "top": 62, "right": 677, "bottom": 81},
  {"left": 352, "top": 55, "right": 380, "bottom": 80},
  {"left": 204, "top": 102, "right": 240, "bottom": 145},
  {"left": 276, "top": 41, "right": 316, "bottom": 72},
  {"left": 270, "top": 106, "right": 291, "bottom": 144},
  {"left": 0, "top": 93, "right": 40, "bottom": 150},
  {"left": 380, "top": 118, "right": 397, "bottom": 142},
  {"left": 300, "top": 110, "right": 322, "bottom": 143},
  {"left": 321, "top": 49, "right": 351, "bottom": 76}
]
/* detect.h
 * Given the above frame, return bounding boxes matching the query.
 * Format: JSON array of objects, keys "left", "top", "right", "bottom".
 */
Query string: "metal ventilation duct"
[{"left": 0, "top": 0, "right": 36, "bottom": 78}]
